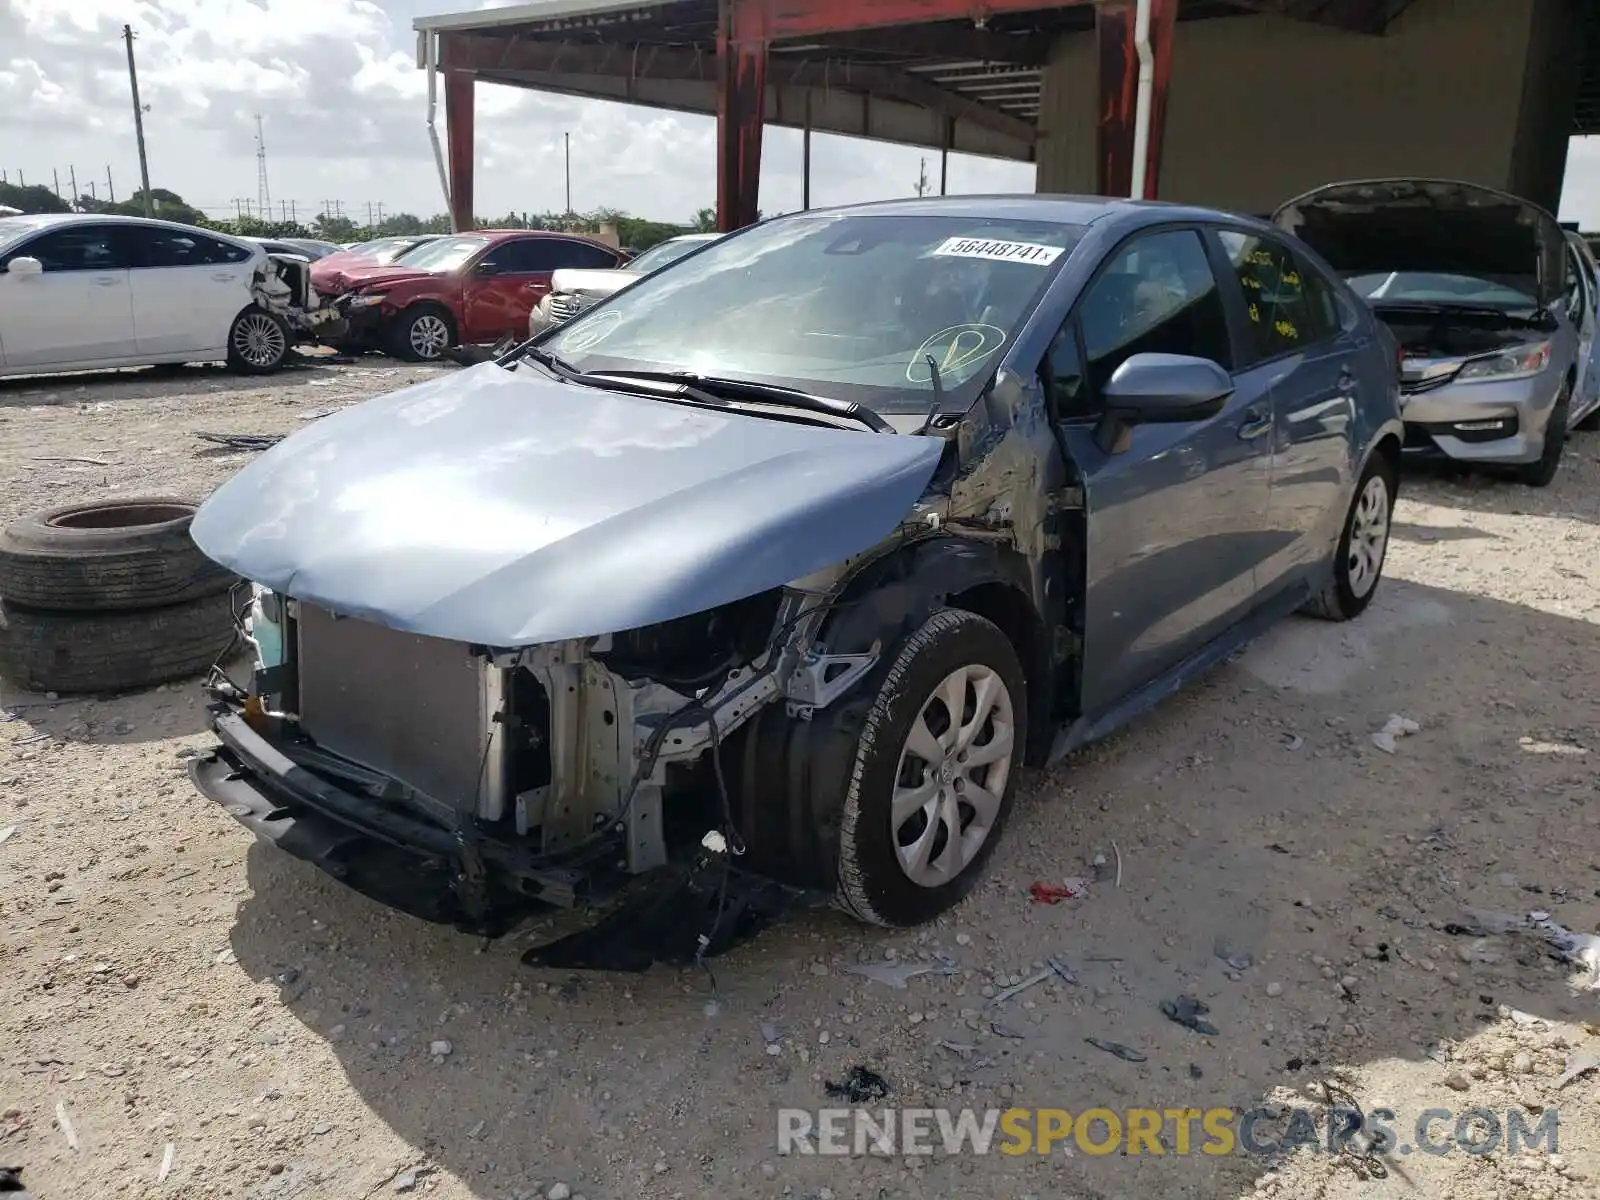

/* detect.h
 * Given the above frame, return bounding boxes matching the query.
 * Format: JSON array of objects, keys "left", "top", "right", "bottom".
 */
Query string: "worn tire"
[
  {"left": 1302, "top": 453, "right": 1395, "bottom": 622},
  {"left": 1516, "top": 383, "right": 1571, "bottom": 487},
  {"left": 389, "top": 304, "right": 455, "bottom": 362},
  {"left": 0, "top": 592, "right": 237, "bottom": 695},
  {"left": 0, "top": 499, "right": 236, "bottom": 613},
  {"left": 226, "top": 305, "right": 290, "bottom": 374}
]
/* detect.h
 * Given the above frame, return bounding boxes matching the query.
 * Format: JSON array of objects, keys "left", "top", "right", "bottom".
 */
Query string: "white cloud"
[{"left": 0, "top": 0, "right": 1593, "bottom": 228}]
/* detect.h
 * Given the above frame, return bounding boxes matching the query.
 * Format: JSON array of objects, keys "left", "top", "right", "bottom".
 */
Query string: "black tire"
[
  {"left": 1576, "top": 392, "right": 1600, "bottom": 432},
  {"left": 0, "top": 592, "right": 237, "bottom": 695},
  {"left": 389, "top": 304, "right": 455, "bottom": 362},
  {"left": 226, "top": 305, "right": 290, "bottom": 374},
  {"left": 834, "top": 610, "right": 1028, "bottom": 926},
  {"left": 1517, "top": 384, "right": 1571, "bottom": 487},
  {"left": 1303, "top": 453, "right": 1395, "bottom": 622},
  {"left": 0, "top": 498, "right": 236, "bottom": 613}
]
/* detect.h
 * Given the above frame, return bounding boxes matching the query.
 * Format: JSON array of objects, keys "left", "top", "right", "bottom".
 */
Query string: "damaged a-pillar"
[{"left": 716, "top": 0, "right": 767, "bottom": 232}]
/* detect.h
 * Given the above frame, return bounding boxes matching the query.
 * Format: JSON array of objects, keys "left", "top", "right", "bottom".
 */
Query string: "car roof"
[
  {"left": 0, "top": 211, "right": 262, "bottom": 250},
  {"left": 781, "top": 193, "right": 1284, "bottom": 237},
  {"left": 468, "top": 228, "right": 619, "bottom": 248}
]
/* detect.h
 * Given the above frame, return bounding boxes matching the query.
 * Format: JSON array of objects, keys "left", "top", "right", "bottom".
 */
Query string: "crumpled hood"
[
  {"left": 549, "top": 266, "right": 638, "bottom": 299},
  {"left": 312, "top": 262, "right": 430, "bottom": 297},
  {"left": 191, "top": 363, "right": 944, "bottom": 647},
  {"left": 1273, "top": 178, "right": 1566, "bottom": 309}
]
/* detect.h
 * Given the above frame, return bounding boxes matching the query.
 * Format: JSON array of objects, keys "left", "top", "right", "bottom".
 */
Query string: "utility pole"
[
  {"left": 69, "top": 166, "right": 78, "bottom": 208},
  {"left": 88, "top": 181, "right": 97, "bottom": 201},
  {"left": 564, "top": 132, "right": 572, "bottom": 215},
  {"left": 106, "top": 165, "right": 115, "bottom": 203},
  {"left": 53, "top": 169, "right": 61, "bottom": 200},
  {"left": 915, "top": 158, "right": 930, "bottom": 198},
  {"left": 289, "top": 199, "right": 296, "bottom": 224},
  {"left": 254, "top": 114, "right": 271, "bottom": 215},
  {"left": 123, "top": 25, "right": 153, "bottom": 216}
]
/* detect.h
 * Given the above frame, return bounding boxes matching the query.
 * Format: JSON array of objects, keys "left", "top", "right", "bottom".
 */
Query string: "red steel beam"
[
  {"left": 737, "top": 0, "right": 1088, "bottom": 42},
  {"left": 443, "top": 68, "right": 476, "bottom": 231},
  {"left": 717, "top": 0, "right": 767, "bottom": 231},
  {"left": 1094, "top": 0, "right": 1177, "bottom": 198}
]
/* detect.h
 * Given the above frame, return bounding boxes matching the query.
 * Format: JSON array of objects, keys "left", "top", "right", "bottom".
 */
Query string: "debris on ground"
[
  {"left": 990, "top": 1021, "right": 1027, "bottom": 1040},
  {"left": 1084, "top": 1037, "right": 1146, "bottom": 1063},
  {"left": 193, "top": 431, "right": 284, "bottom": 452},
  {"left": 824, "top": 1066, "right": 890, "bottom": 1104},
  {"left": 0, "top": 825, "right": 15, "bottom": 847},
  {"left": 53, "top": 1102, "right": 77, "bottom": 1152},
  {"left": 1370, "top": 713, "right": 1421, "bottom": 754},
  {"left": 1160, "top": 995, "right": 1220, "bottom": 1036},
  {"left": 1028, "top": 881, "right": 1085, "bottom": 905},
  {"left": 1558, "top": 1051, "right": 1600, "bottom": 1089},
  {"left": 157, "top": 1144, "right": 174, "bottom": 1183},
  {"left": 842, "top": 961, "right": 954, "bottom": 990}
]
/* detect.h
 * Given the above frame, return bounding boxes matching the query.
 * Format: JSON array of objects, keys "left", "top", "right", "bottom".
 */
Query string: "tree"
[
  {"left": 692, "top": 206, "right": 717, "bottom": 233},
  {"left": 0, "top": 182, "right": 71, "bottom": 214},
  {"left": 311, "top": 213, "right": 362, "bottom": 243}
]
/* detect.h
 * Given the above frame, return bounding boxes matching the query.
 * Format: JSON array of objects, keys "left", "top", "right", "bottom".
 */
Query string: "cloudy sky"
[{"left": 3, "top": 0, "right": 1598, "bottom": 229}]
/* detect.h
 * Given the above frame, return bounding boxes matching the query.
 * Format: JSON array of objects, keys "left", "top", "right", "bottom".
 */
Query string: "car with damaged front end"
[{"left": 186, "top": 197, "right": 1403, "bottom": 970}]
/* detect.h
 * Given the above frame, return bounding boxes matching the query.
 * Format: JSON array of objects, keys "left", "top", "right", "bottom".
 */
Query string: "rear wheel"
[
  {"left": 1517, "top": 383, "right": 1571, "bottom": 487},
  {"left": 226, "top": 306, "right": 289, "bottom": 374},
  {"left": 1303, "top": 454, "right": 1393, "bottom": 622},
  {"left": 391, "top": 305, "right": 454, "bottom": 362}
]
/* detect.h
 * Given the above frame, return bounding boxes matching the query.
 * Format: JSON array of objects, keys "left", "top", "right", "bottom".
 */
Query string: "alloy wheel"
[
  {"left": 232, "top": 312, "right": 286, "bottom": 368},
  {"left": 1347, "top": 472, "right": 1390, "bottom": 599},
  {"left": 408, "top": 314, "right": 451, "bottom": 359},
  {"left": 890, "top": 663, "right": 1016, "bottom": 888}
]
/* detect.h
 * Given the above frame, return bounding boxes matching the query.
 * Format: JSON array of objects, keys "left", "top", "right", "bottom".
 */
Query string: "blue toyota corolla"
[{"left": 187, "top": 195, "right": 1404, "bottom": 968}]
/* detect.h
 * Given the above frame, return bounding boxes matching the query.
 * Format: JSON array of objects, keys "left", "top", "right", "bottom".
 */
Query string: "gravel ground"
[{"left": 2, "top": 358, "right": 1599, "bottom": 1200}]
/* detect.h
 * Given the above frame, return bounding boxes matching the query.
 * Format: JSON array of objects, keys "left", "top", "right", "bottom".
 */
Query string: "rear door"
[
  {"left": 0, "top": 223, "right": 135, "bottom": 367},
  {"left": 1041, "top": 226, "right": 1274, "bottom": 714},
  {"left": 125, "top": 226, "right": 256, "bottom": 355},
  {"left": 461, "top": 238, "right": 620, "bottom": 342},
  {"left": 1213, "top": 228, "right": 1362, "bottom": 593},
  {"left": 1565, "top": 239, "right": 1599, "bottom": 419}
]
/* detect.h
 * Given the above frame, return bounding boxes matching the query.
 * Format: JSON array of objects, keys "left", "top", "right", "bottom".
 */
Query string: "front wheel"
[
  {"left": 1303, "top": 454, "right": 1393, "bottom": 622},
  {"left": 226, "top": 306, "right": 289, "bottom": 374},
  {"left": 1516, "top": 383, "right": 1570, "bottom": 487},
  {"left": 390, "top": 305, "right": 454, "bottom": 362},
  {"left": 836, "top": 609, "right": 1027, "bottom": 927}
]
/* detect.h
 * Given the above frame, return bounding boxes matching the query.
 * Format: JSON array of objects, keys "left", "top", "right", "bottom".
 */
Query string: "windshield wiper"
[
  {"left": 586, "top": 369, "right": 894, "bottom": 434},
  {"left": 517, "top": 343, "right": 586, "bottom": 381}
]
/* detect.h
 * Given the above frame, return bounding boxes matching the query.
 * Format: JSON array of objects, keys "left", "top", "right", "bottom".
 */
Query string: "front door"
[
  {"left": 125, "top": 227, "right": 256, "bottom": 355},
  {"left": 1566, "top": 240, "right": 1599, "bottom": 417},
  {"left": 461, "top": 238, "right": 619, "bottom": 343},
  {"left": 0, "top": 223, "right": 135, "bottom": 367},
  {"left": 1043, "top": 227, "right": 1273, "bottom": 716}
]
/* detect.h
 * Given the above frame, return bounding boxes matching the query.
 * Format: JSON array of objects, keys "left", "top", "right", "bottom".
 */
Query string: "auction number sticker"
[{"left": 932, "top": 236, "right": 1064, "bottom": 266}]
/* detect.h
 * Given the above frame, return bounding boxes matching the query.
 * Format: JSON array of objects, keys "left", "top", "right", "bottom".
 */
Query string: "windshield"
[
  {"left": 1347, "top": 271, "right": 1539, "bottom": 310},
  {"left": 626, "top": 237, "right": 715, "bottom": 275},
  {"left": 391, "top": 235, "right": 485, "bottom": 273},
  {"left": 546, "top": 213, "right": 1083, "bottom": 415}
]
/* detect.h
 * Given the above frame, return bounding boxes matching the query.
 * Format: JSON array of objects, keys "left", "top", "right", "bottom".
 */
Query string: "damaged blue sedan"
[{"left": 188, "top": 196, "right": 1403, "bottom": 968}]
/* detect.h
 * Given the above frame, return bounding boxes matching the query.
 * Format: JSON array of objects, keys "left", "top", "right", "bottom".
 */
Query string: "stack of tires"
[{"left": 0, "top": 498, "right": 239, "bottom": 695}]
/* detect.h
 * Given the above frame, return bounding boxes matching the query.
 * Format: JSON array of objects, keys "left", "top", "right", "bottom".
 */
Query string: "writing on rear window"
[{"left": 933, "top": 237, "right": 1064, "bottom": 266}]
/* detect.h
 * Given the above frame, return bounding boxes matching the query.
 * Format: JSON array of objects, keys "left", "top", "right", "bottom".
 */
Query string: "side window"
[
  {"left": 552, "top": 242, "right": 622, "bottom": 270},
  {"left": 1078, "top": 228, "right": 1233, "bottom": 398},
  {"left": 133, "top": 228, "right": 252, "bottom": 268},
  {"left": 3, "top": 225, "right": 128, "bottom": 272},
  {"left": 1040, "top": 321, "right": 1090, "bottom": 420},
  {"left": 1218, "top": 230, "right": 1338, "bottom": 362},
  {"left": 484, "top": 239, "right": 555, "bottom": 274}
]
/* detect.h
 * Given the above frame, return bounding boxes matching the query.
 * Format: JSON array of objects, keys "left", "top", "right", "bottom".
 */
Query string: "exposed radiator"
[
  {"left": 294, "top": 603, "right": 504, "bottom": 816},
  {"left": 547, "top": 294, "right": 585, "bottom": 324}
]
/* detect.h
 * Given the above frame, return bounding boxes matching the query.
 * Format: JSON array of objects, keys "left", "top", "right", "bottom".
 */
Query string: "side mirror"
[
  {"left": 1102, "top": 352, "right": 1233, "bottom": 423},
  {"left": 4, "top": 256, "right": 43, "bottom": 278}
]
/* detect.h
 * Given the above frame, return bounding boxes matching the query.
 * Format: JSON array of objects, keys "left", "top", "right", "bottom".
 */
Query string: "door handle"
[
  {"left": 211, "top": 273, "right": 237, "bottom": 282},
  {"left": 92, "top": 276, "right": 120, "bottom": 287},
  {"left": 1238, "top": 408, "right": 1273, "bottom": 440}
]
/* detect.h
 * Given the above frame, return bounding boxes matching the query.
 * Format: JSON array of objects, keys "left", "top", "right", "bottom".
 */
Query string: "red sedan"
[{"left": 311, "top": 230, "right": 625, "bottom": 361}]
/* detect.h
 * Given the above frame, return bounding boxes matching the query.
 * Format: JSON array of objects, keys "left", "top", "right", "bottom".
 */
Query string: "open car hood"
[
  {"left": 190, "top": 363, "right": 943, "bottom": 647},
  {"left": 1273, "top": 178, "right": 1566, "bottom": 309}
]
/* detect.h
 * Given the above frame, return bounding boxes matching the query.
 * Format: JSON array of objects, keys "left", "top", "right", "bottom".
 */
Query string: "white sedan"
[{"left": 0, "top": 213, "right": 313, "bottom": 378}]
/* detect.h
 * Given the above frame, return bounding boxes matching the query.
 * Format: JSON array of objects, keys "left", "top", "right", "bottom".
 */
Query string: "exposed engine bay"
[
  {"left": 254, "top": 254, "right": 344, "bottom": 339},
  {"left": 208, "top": 571, "right": 883, "bottom": 941},
  {"left": 1375, "top": 306, "right": 1554, "bottom": 359}
]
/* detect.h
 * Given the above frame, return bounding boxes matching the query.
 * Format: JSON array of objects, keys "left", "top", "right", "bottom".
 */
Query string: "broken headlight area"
[{"left": 196, "top": 584, "right": 877, "bottom": 963}]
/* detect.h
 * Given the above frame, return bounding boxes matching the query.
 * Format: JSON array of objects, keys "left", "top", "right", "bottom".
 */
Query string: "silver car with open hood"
[{"left": 1275, "top": 178, "right": 1595, "bottom": 486}]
